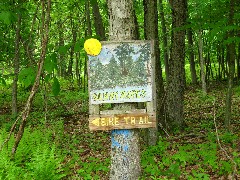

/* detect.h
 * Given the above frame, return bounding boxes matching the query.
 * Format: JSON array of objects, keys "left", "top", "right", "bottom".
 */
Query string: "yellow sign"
[
  {"left": 90, "top": 116, "right": 152, "bottom": 127},
  {"left": 91, "top": 89, "right": 147, "bottom": 102}
]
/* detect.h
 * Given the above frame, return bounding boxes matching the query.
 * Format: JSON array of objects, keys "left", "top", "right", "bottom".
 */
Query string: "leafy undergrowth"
[{"left": 0, "top": 82, "right": 239, "bottom": 179}]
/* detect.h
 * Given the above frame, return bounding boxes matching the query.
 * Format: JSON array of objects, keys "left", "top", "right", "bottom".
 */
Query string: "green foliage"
[
  {"left": 78, "top": 157, "right": 110, "bottom": 179},
  {"left": 52, "top": 77, "right": 61, "bottom": 96},
  {"left": 0, "top": 77, "right": 6, "bottom": 86},
  {"left": 74, "top": 39, "right": 85, "bottom": 53},
  {"left": 141, "top": 135, "right": 237, "bottom": 179},
  {"left": 18, "top": 67, "right": 36, "bottom": 88},
  {"left": 195, "top": 89, "right": 216, "bottom": 103},
  {"left": 26, "top": 146, "right": 65, "bottom": 180},
  {"left": 44, "top": 53, "right": 58, "bottom": 74},
  {"left": 0, "top": 11, "right": 17, "bottom": 25},
  {"left": 0, "top": 125, "right": 66, "bottom": 180}
]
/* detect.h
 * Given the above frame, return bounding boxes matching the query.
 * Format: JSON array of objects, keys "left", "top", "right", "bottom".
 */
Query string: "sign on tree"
[{"left": 87, "top": 40, "right": 156, "bottom": 131}]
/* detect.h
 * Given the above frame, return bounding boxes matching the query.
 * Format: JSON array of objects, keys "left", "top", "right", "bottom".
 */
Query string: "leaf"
[
  {"left": 44, "top": 55, "right": 55, "bottom": 74},
  {"left": 18, "top": 67, "right": 36, "bottom": 88},
  {"left": 51, "top": 53, "right": 58, "bottom": 70},
  {"left": 44, "top": 74, "right": 51, "bottom": 83},
  {"left": 74, "top": 40, "right": 84, "bottom": 53},
  {"left": 52, "top": 77, "right": 60, "bottom": 96},
  {"left": 58, "top": 46, "right": 68, "bottom": 54},
  {"left": 44, "top": 53, "right": 58, "bottom": 73},
  {"left": 0, "top": 77, "right": 6, "bottom": 86},
  {"left": 0, "top": 11, "right": 16, "bottom": 25},
  {"left": 90, "top": 0, "right": 98, "bottom": 6}
]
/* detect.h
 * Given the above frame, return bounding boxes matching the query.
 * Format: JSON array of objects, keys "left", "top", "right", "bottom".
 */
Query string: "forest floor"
[{"left": 0, "top": 81, "right": 239, "bottom": 179}]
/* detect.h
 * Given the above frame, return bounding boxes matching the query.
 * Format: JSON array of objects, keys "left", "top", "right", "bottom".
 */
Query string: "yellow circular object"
[{"left": 84, "top": 38, "right": 102, "bottom": 56}]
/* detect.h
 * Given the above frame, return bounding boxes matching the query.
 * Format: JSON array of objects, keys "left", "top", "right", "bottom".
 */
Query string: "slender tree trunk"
[
  {"left": 11, "top": 0, "right": 51, "bottom": 156},
  {"left": 91, "top": 0, "right": 106, "bottom": 40},
  {"left": 24, "top": 4, "right": 39, "bottom": 66},
  {"left": 76, "top": 52, "right": 81, "bottom": 88},
  {"left": 84, "top": 0, "right": 92, "bottom": 92},
  {"left": 198, "top": 30, "right": 207, "bottom": 94},
  {"left": 225, "top": 0, "right": 235, "bottom": 130},
  {"left": 187, "top": 28, "right": 197, "bottom": 84},
  {"left": 85, "top": 0, "right": 92, "bottom": 37},
  {"left": 206, "top": 53, "right": 210, "bottom": 83},
  {"left": 12, "top": 13, "right": 21, "bottom": 116},
  {"left": 217, "top": 45, "right": 222, "bottom": 80},
  {"left": 58, "top": 21, "right": 66, "bottom": 77},
  {"left": 159, "top": 0, "right": 169, "bottom": 83},
  {"left": 237, "top": 43, "right": 240, "bottom": 83},
  {"left": 67, "top": 17, "right": 76, "bottom": 78},
  {"left": 133, "top": 9, "right": 140, "bottom": 40},
  {"left": 108, "top": 0, "right": 141, "bottom": 179},
  {"left": 222, "top": 47, "right": 226, "bottom": 79},
  {"left": 143, "top": 0, "right": 164, "bottom": 145},
  {"left": 166, "top": 0, "right": 187, "bottom": 129}
]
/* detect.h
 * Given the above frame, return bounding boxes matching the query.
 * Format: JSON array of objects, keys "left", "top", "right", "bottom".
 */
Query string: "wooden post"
[{"left": 110, "top": 129, "right": 141, "bottom": 179}]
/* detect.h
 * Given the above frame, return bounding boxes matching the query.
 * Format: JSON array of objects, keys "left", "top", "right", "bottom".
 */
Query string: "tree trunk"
[
  {"left": 12, "top": 13, "right": 21, "bottom": 116},
  {"left": 198, "top": 30, "right": 207, "bottom": 94},
  {"left": 187, "top": 28, "right": 197, "bottom": 84},
  {"left": 108, "top": 0, "right": 141, "bottom": 179},
  {"left": 85, "top": 0, "right": 92, "bottom": 37},
  {"left": 84, "top": 0, "right": 92, "bottom": 92},
  {"left": 143, "top": 0, "right": 164, "bottom": 145},
  {"left": 237, "top": 42, "right": 240, "bottom": 83},
  {"left": 76, "top": 52, "right": 81, "bottom": 88},
  {"left": 133, "top": 9, "right": 140, "bottom": 40},
  {"left": 166, "top": 0, "right": 187, "bottom": 129},
  {"left": 159, "top": 0, "right": 169, "bottom": 83},
  {"left": 221, "top": 47, "right": 226, "bottom": 79},
  {"left": 217, "top": 45, "right": 222, "bottom": 80},
  {"left": 225, "top": 0, "right": 235, "bottom": 131},
  {"left": 67, "top": 17, "right": 76, "bottom": 78},
  {"left": 58, "top": 21, "right": 66, "bottom": 77},
  {"left": 91, "top": 0, "right": 106, "bottom": 40}
]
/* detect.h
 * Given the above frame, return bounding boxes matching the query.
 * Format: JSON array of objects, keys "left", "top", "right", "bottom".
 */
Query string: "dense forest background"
[{"left": 0, "top": 0, "right": 239, "bottom": 179}]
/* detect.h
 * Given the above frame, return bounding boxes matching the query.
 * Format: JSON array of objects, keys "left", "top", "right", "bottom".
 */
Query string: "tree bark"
[
  {"left": 159, "top": 0, "right": 169, "bottom": 83},
  {"left": 11, "top": 0, "right": 51, "bottom": 156},
  {"left": 12, "top": 12, "right": 21, "bottom": 116},
  {"left": 166, "top": 0, "right": 187, "bottom": 129},
  {"left": 76, "top": 52, "right": 81, "bottom": 88},
  {"left": 85, "top": 0, "right": 92, "bottom": 37},
  {"left": 187, "top": 28, "right": 197, "bottom": 84},
  {"left": 237, "top": 42, "right": 240, "bottom": 83},
  {"left": 58, "top": 21, "right": 66, "bottom": 77},
  {"left": 108, "top": 0, "right": 141, "bottom": 179},
  {"left": 225, "top": 0, "right": 235, "bottom": 131},
  {"left": 91, "top": 0, "right": 106, "bottom": 40},
  {"left": 198, "top": 30, "right": 207, "bottom": 94},
  {"left": 143, "top": 0, "right": 164, "bottom": 145},
  {"left": 84, "top": 0, "right": 92, "bottom": 92},
  {"left": 67, "top": 16, "right": 76, "bottom": 78}
]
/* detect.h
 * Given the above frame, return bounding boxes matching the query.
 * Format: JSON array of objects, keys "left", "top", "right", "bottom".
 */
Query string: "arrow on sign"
[{"left": 92, "top": 118, "right": 100, "bottom": 126}]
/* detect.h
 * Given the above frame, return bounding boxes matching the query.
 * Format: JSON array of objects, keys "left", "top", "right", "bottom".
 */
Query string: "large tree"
[
  {"left": 166, "top": 0, "right": 187, "bottom": 129},
  {"left": 107, "top": 0, "right": 141, "bottom": 179},
  {"left": 143, "top": 0, "right": 164, "bottom": 145},
  {"left": 225, "top": 0, "right": 236, "bottom": 130}
]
